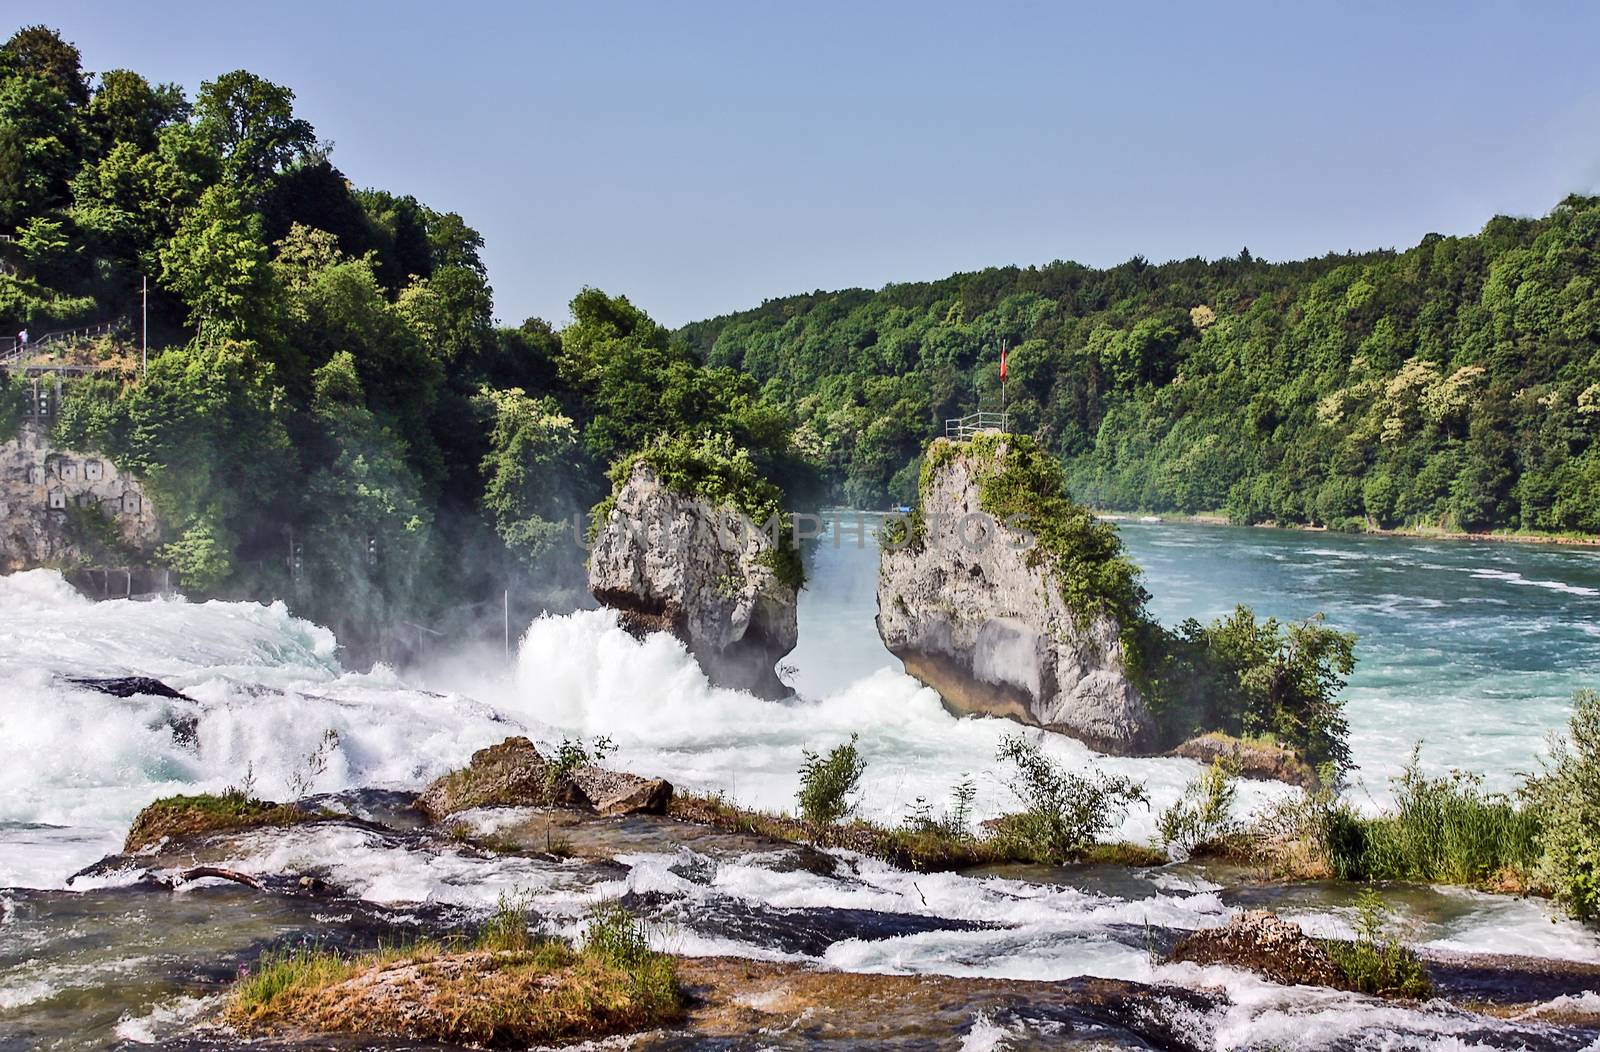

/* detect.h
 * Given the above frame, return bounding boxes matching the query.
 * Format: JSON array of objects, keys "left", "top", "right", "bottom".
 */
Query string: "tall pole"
[
  {"left": 141, "top": 275, "right": 148, "bottom": 377},
  {"left": 504, "top": 589, "right": 511, "bottom": 665}
]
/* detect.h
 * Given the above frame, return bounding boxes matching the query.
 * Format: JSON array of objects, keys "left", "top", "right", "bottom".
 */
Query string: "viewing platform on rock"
[
  {"left": 2, "top": 320, "right": 137, "bottom": 378},
  {"left": 944, "top": 411, "right": 1010, "bottom": 440}
]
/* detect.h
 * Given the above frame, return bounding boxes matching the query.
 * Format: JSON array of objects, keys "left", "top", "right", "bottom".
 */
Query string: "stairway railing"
[
  {"left": 944, "top": 411, "right": 1011, "bottom": 440},
  {"left": 2, "top": 318, "right": 130, "bottom": 374}
]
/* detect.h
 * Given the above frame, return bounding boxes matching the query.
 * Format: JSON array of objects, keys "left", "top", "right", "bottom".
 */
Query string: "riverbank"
[{"left": 1097, "top": 510, "right": 1600, "bottom": 548}]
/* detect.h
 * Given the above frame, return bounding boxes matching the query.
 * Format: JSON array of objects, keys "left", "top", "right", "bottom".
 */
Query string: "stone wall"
[{"left": 0, "top": 423, "right": 160, "bottom": 571}]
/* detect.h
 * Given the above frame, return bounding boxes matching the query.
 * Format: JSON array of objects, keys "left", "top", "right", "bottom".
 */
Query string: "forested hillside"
[
  {"left": 683, "top": 198, "right": 1600, "bottom": 534},
  {"left": 0, "top": 26, "right": 808, "bottom": 653}
]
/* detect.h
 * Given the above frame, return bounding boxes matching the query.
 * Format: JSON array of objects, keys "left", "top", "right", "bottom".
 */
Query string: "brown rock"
[
  {"left": 416, "top": 737, "right": 587, "bottom": 820},
  {"left": 572, "top": 766, "right": 674, "bottom": 816},
  {"left": 1169, "top": 732, "right": 1319, "bottom": 789},
  {"left": 1168, "top": 910, "right": 1344, "bottom": 988}
]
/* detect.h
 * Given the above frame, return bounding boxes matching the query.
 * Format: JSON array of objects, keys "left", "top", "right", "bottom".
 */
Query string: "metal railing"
[
  {"left": 944, "top": 411, "right": 1011, "bottom": 440},
  {"left": 33, "top": 319, "right": 125, "bottom": 350},
  {"left": 2, "top": 319, "right": 130, "bottom": 374}
]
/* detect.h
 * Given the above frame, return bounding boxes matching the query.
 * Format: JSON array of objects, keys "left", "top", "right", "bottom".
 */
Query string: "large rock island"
[
  {"left": 588, "top": 436, "right": 801, "bottom": 699},
  {"left": 877, "top": 433, "right": 1155, "bottom": 754}
]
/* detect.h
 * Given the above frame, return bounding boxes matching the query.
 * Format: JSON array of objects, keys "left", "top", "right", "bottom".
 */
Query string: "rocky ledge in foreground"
[
  {"left": 416, "top": 736, "right": 673, "bottom": 821},
  {"left": 878, "top": 434, "right": 1154, "bottom": 753},
  {"left": 589, "top": 459, "right": 799, "bottom": 699}
]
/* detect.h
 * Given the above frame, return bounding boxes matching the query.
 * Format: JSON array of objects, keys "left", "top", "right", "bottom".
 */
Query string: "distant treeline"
[{"left": 681, "top": 197, "right": 1600, "bottom": 534}]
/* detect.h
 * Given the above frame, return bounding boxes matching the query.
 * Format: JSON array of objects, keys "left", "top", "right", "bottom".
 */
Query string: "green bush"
[
  {"left": 0, "top": 372, "right": 25, "bottom": 443},
  {"left": 1321, "top": 889, "right": 1434, "bottom": 999},
  {"left": 51, "top": 375, "right": 124, "bottom": 452},
  {"left": 1527, "top": 689, "right": 1600, "bottom": 920},
  {"left": 1157, "top": 758, "right": 1240, "bottom": 856},
  {"left": 796, "top": 734, "right": 866, "bottom": 829},
  {"left": 1145, "top": 607, "right": 1356, "bottom": 775},
  {"left": 1293, "top": 751, "right": 1541, "bottom": 887},
  {"left": 993, "top": 733, "right": 1147, "bottom": 862}
]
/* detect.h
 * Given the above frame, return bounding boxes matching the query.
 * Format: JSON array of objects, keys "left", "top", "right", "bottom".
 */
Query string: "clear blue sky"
[{"left": 29, "top": 0, "right": 1600, "bottom": 328}]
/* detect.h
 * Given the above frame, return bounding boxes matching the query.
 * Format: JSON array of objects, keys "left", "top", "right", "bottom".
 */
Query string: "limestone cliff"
[
  {"left": 588, "top": 462, "right": 798, "bottom": 699},
  {"left": 876, "top": 435, "right": 1154, "bottom": 753},
  {"left": 0, "top": 423, "right": 160, "bottom": 572}
]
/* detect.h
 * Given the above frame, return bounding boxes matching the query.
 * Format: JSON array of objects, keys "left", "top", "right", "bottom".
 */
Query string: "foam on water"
[
  {"left": 0, "top": 570, "right": 524, "bottom": 884},
  {"left": 6, "top": 538, "right": 1600, "bottom": 1048},
  {"left": 503, "top": 606, "right": 1278, "bottom": 843}
]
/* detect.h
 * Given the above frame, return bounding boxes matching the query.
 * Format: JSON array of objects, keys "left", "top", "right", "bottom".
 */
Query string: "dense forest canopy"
[
  {"left": 0, "top": 25, "right": 810, "bottom": 653},
  {"left": 682, "top": 199, "right": 1600, "bottom": 534}
]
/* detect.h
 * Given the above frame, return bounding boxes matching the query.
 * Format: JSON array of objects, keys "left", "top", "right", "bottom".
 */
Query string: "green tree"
[
  {"left": 158, "top": 184, "right": 278, "bottom": 336},
  {"left": 477, "top": 385, "right": 581, "bottom": 570},
  {"left": 192, "top": 70, "right": 314, "bottom": 188}
]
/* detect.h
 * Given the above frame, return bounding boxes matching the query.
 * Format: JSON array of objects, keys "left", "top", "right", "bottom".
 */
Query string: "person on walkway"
[{"left": 16, "top": 327, "right": 27, "bottom": 349}]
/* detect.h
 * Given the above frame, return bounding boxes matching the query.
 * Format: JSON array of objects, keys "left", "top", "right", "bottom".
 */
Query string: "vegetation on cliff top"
[
  {"left": 592, "top": 429, "right": 805, "bottom": 590},
  {"left": 932, "top": 433, "right": 1148, "bottom": 635}
]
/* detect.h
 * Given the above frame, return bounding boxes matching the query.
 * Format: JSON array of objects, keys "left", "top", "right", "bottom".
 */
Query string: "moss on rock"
[
  {"left": 124, "top": 792, "right": 321, "bottom": 852},
  {"left": 591, "top": 432, "right": 803, "bottom": 590}
]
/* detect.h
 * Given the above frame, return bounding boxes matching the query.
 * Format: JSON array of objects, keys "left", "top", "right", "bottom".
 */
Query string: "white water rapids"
[{"left": 3, "top": 552, "right": 1600, "bottom": 1048}]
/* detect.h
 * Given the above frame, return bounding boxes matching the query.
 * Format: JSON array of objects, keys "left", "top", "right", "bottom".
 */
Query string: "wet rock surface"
[
  {"left": 11, "top": 770, "right": 1600, "bottom": 1052},
  {"left": 65, "top": 675, "right": 193, "bottom": 700},
  {"left": 876, "top": 437, "right": 1154, "bottom": 753},
  {"left": 653, "top": 958, "right": 1226, "bottom": 1052},
  {"left": 0, "top": 423, "right": 162, "bottom": 574},
  {"left": 1167, "top": 909, "right": 1344, "bottom": 987},
  {"left": 588, "top": 462, "right": 798, "bottom": 699},
  {"left": 414, "top": 737, "right": 586, "bottom": 818}
]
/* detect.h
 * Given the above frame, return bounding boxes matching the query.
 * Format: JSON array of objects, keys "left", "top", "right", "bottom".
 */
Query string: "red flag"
[{"left": 999, "top": 345, "right": 1008, "bottom": 381}]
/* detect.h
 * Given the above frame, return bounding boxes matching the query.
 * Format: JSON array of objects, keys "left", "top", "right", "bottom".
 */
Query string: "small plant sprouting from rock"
[
  {"left": 1157, "top": 757, "right": 1240, "bottom": 858},
  {"left": 1321, "top": 889, "right": 1433, "bottom": 999},
  {"left": 993, "top": 733, "right": 1148, "bottom": 862},
  {"left": 904, "top": 776, "right": 978, "bottom": 839},
  {"left": 229, "top": 760, "right": 258, "bottom": 801},
  {"left": 583, "top": 901, "right": 653, "bottom": 966},
  {"left": 478, "top": 890, "right": 537, "bottom": 952},
  {"left": 547, "top": 735, "right": 615, "bottom": 794},
  {"left": 797, "top": 734, "right": 866, "bottom": 829}
]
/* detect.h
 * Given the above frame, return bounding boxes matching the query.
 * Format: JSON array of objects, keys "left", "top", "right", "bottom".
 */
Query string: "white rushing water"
[
  {"left": 6, "top": 548, "right": 1600, "bottom": 1050},
  {"left": 4, "top": 561, "right": 1599, "bottom": 969}
]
